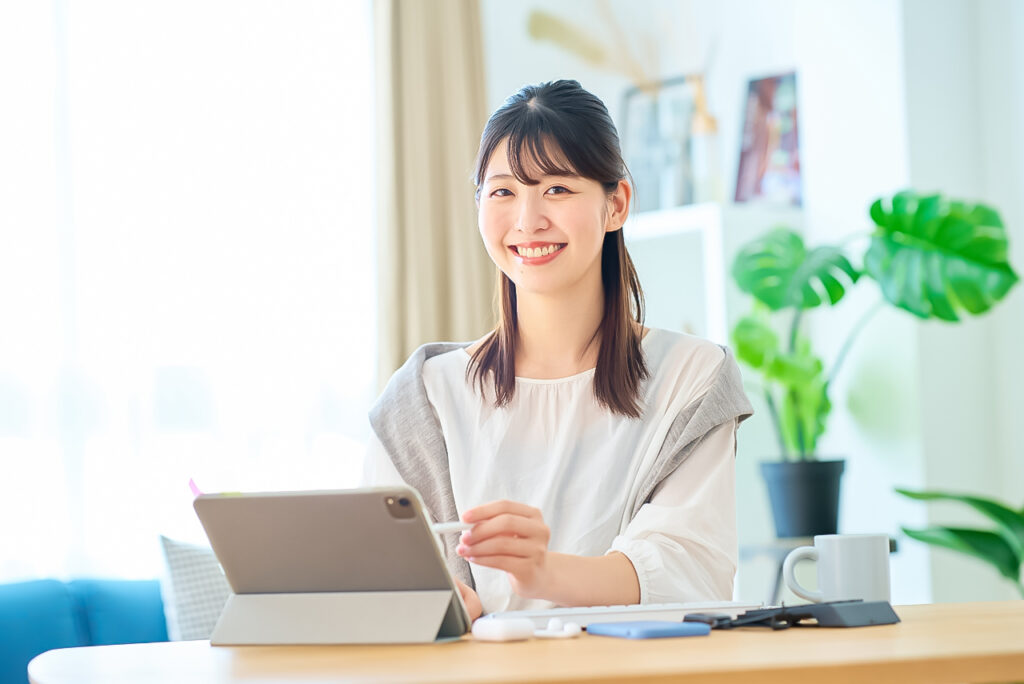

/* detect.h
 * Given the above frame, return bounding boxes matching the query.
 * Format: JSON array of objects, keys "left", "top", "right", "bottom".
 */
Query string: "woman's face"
[{"left": 477, "top": 138, "right": 629, "bottom": 298}]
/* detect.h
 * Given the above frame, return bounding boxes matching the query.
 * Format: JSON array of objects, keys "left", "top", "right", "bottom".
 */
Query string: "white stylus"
[{"left": 430, "top": 521, "right": 473, "bottom": 534}]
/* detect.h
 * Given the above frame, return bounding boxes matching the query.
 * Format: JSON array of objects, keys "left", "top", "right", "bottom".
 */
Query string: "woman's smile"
[{"left": 509, "top": 241, "right": 567, "bottom": 265}]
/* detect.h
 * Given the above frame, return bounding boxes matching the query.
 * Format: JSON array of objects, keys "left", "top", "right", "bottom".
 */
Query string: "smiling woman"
[
  {"left": 365, "top": 80, "right": 753, "bottom": 620},
  {"left": 0, "top": 0, "right": 375, "bottom": 581}
]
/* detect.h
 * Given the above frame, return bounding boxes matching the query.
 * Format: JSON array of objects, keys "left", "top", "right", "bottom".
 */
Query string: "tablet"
[{"left": 193, "top": 486, "right": 471, "bottom": 637}]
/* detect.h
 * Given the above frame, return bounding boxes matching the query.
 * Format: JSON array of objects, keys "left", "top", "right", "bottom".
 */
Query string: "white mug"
[{"left": 782, "top": 533, "right": 891, "bottom": 603}]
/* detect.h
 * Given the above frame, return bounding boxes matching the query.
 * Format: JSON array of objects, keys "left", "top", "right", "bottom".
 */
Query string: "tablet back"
[{"left": 193, "top": 488, "right": 451, "bottom": 594}]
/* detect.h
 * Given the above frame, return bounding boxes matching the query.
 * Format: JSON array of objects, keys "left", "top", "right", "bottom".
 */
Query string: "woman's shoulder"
[
  {"left": 643, "top": 327, "right": 727, "bottom": 402},
  {"left": 644, "top": 327, "right": 725, "bottom": 368}
]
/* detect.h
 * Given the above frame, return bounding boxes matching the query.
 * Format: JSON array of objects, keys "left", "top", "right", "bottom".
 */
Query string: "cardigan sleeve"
[{"left": 607, "top": 420, "right": 738, "bottom": 603}]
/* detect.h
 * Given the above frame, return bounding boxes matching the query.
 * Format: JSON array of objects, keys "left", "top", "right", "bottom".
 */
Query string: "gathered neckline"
[{"left": 459, "top": 328, "right": 658, "bottom": 384}]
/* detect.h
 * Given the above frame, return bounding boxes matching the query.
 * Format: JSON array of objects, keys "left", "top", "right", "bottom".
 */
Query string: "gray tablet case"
[{"left": 193, "top": 487, "right": 471, "bottom": 644}]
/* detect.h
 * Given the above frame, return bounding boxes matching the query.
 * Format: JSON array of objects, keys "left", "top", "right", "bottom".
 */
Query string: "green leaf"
[
  {"left": 732, "top": 228, "right": 860, "bottom": 311},
  {"left": 731, "top": 313, "right": 779, "bottom": 370},
  {"left": 765, "top": 338, "right": 830, "bottom": 457},
  {"left": 895, "top": 488, "right": 1024, "bottom": 559},
  {"left": 901, "top": 526, "right": 1021, "bottom": 583},
  {"left": 866, "top": 192, "right": 1020, "bottom": 321}
]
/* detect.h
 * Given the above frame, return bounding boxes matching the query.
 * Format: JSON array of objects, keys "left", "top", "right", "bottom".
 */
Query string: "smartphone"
[{"left": 586, "top": 620, "right": 712, "bottom": 639}]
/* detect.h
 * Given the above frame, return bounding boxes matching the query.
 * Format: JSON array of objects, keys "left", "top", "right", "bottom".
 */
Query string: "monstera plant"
[
  {"left": 731, "top": 191, "right": 1019, "bottom": 537},
  {"left": 896, "top": 488, "right": 1024, "bottom": 597}
]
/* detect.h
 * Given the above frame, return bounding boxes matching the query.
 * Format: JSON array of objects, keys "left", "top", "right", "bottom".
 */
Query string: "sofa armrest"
[
  {"left": 0, "top": 580, "right": 86, "bottom": 684},
  {"left": 69, "top": 579, "right": 168, "bottom": 645}
]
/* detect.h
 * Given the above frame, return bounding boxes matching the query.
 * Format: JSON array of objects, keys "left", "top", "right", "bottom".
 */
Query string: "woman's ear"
[{"left": 605, "top": 179, "right": 632, "bottom": 232}]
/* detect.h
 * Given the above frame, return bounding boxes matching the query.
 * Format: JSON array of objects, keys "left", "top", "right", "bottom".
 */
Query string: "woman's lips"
[{"left": 509, "top": 243, "right": 566, "bottom": 265}]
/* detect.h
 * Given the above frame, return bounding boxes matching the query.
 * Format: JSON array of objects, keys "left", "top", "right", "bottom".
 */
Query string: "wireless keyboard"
[{"left": 483, "top": 601, "right": 763, "bottom": 629}]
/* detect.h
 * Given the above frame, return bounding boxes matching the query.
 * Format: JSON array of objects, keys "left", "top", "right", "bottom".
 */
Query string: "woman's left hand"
[{"left": 457, "top": 500, "right": 551, "bottom": 599}]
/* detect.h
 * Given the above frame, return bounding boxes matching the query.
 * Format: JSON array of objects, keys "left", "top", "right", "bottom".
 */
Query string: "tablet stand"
[{"left": 210, "top": 590, "right": 457, "bottom": 645}]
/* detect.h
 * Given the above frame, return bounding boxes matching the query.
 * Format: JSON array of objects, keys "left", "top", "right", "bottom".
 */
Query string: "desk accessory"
[
  {"left": 684, "top": 599, "right": 900, "bottom": 629},
  {"left": 193, "top": 487, "right": 471, "bottom": 645},
  {"left": 587, "top": 620, "right": 711, "bottom": 639},
  {"left": 471, "top": 618, "right": 535, "bottom": 642},
  {"left": 483, "top": 600, "right": 759, "bottom": 629},
  {"left": 471, "top": 617, "right": 581, "bottom": 642},
  {"left": 783, "top": 534, "right": 891, "bottom": 602},
  {"left": 431, "top": 521, "right": 474, "bottom": 534}
]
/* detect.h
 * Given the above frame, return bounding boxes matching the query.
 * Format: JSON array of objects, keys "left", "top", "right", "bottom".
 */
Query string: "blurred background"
[{"left": 1, "top": 0, "right": 1021, "bottom": 606}]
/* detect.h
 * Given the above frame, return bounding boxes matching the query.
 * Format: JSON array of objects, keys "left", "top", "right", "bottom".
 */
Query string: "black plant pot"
[{"left": 760, "top": 459, "right": 845, "bottom": 538}]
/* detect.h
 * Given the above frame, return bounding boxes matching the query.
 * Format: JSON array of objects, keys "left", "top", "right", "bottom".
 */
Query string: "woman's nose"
[{"left": 514, "top": 196, "right": 548, "bottom": 233}]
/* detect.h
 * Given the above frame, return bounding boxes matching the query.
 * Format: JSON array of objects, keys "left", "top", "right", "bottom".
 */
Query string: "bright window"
[{"left": 0, "top": 0, "right": 375, "bottom": 580}]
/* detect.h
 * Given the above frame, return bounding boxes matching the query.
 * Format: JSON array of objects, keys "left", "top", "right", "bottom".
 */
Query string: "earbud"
[{"left": 534, "top": 617, "right": 582, "bottom": 638}]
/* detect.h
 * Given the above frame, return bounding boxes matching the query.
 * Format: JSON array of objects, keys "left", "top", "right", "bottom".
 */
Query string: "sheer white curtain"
[{"left": 0, "top": 0, "right": 375, "bottom": 581}]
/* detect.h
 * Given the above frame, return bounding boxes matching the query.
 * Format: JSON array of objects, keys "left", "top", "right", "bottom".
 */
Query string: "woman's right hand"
[{"left": 455, "top": 578, "right": 482, "bottom": 621}]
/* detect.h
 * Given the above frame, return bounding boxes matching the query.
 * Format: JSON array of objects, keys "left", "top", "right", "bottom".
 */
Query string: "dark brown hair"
[{"left": 468, "top": 80, "right": 648, "bottom": 418}]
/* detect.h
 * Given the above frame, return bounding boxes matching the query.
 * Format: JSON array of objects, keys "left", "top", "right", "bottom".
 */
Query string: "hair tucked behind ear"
[{"left": 467, "top": 80, "right": 648, "bottom": 418}]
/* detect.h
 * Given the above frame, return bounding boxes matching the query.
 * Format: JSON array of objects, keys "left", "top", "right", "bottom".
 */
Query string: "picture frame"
[
  {"left": 734, "top": 71, "right": 802, "bottom": 206},
  {"left": 620, "top": 76, "right": 697, "bottom": 212}
]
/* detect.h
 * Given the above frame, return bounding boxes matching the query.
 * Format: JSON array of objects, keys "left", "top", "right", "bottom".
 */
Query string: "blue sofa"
[{"left": 0, "top": 579, "right": 168, "bottom": 684}]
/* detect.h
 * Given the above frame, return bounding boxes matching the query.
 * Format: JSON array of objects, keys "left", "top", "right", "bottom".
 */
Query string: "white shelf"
[
  {"left": 624, "top": 202, "right": 804, "bottom": 346},
  {"left": 626, "top": 202, "right": 724, "bottom": 241},
  {"left": 625, "top": 203, "right": 728, "bottom": 344}
]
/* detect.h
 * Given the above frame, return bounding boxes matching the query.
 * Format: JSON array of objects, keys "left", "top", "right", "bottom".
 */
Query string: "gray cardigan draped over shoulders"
[{"left": 368, "top": 341, "right": 753, "bottom": 589}]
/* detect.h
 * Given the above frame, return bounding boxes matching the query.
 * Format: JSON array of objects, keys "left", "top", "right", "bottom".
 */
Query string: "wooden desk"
[{"left": 28, "top": 602, "right": 1024, "bottom": 684}]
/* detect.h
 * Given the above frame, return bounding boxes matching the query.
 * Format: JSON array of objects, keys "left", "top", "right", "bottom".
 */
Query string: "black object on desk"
[{"left": 684, "top": 600, "right": 901, "bottom": 630}]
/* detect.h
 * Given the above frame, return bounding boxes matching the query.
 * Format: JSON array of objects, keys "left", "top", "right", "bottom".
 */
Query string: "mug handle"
[{"left": 782, "top": 545, "right": 824, "bottom": 602}]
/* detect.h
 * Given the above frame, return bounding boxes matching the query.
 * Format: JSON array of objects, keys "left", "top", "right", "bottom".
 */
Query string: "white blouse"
[{"left": 363, "top": 328, "right": 738, "bottom": 615}]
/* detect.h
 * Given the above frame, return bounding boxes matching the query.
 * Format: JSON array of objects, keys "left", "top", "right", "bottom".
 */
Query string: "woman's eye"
[
  {"left": 490, "top": 188, "right": 512, "bottom": 197},
  {"left": 546, "top": 185, "right": 570, "bottom": 195}
]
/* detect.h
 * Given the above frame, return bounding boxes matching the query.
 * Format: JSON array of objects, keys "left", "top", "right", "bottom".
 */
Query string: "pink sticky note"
[{"left": 189, "top": 478, "right": 204, "bottom": 498}]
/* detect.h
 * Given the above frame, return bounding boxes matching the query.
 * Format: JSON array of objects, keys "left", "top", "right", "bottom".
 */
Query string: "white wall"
[
  {"left": 903, "top": 0, "right": 1024, "bottom": 601},
  {"left": 978, "top": 0, "right": 1024, "bottom": 513},
  {"left": 479, "top": 0, "right": 1022, "bottom": 603}
]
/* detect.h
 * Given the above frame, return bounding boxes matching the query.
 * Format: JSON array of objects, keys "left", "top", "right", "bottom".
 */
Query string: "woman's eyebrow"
[{"left": 484, "top": 171, "right": 580, "bottom": 183}]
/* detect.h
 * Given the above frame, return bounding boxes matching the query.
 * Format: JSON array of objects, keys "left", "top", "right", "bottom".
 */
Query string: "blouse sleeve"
[
  {"left": 360, "top": 432, "right": 408, "bottom": 488},
  {"left": 607, "top": 420, "right": 738, "bottom": 603}
]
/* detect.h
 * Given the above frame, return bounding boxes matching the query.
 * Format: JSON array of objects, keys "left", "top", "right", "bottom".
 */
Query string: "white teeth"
[{"left": 519, "top": 244, "right": 562, "bottom": 258}]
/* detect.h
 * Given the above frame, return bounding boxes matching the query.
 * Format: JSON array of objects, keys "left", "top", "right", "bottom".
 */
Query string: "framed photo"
[
  {"left": 620, "top": 76, "right": 696, "bottom": 212},
  {"left": 734, "top": 72, "right": 801, "bottom": 206}
]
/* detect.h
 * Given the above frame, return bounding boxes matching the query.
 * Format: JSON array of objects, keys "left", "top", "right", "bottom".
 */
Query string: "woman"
[{"left": 366, "top": 80, "right": 752, "bottom": 621}]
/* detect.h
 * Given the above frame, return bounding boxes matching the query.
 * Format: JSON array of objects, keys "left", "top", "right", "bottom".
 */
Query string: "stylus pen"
[{"left": 431, "top": 521, "right": 474, "bottom": 534}]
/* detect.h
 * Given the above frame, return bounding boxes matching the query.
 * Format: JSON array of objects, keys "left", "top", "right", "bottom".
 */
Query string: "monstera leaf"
[
  {"left": 732, "top": 228, "right": 860, "bottom": 311},
  {"left": 732, "top": 311, "right": 829, "bottom": 458},
  {"left": 867, "top": 192, "right": 1019, "bottom": 321},
  {"left": 896, "top": 488, "right": 1024, "bottom": 596},
  {"left": 764, "top": 338, "right": 830, "bottom": 457},
  {"left": 731, "top": 309, "right": 779, "bottom": 370}
]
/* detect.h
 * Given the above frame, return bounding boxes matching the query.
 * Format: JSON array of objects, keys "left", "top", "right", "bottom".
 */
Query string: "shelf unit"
[{"left": 624, "top": 202, "right": 804, "bottom": 345}]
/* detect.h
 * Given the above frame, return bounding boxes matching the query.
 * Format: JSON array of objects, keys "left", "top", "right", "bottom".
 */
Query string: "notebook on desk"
[{"left": 483, "top": 601, "right": 763, "bottom": 629}]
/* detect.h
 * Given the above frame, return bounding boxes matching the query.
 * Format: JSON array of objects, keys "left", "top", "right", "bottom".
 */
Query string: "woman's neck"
[{"left": 514, "top": 279, "right": 605, "bottom": 379}]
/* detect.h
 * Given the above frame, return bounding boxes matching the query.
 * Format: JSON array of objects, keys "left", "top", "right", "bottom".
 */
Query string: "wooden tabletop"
[{"left": 28, "top": 601, "right": 1024, "bottom": 684}]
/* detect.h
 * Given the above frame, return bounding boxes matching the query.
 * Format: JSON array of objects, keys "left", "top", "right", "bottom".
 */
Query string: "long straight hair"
[{"left": 468, "top": 80, "right": 648, "bottom": 418}]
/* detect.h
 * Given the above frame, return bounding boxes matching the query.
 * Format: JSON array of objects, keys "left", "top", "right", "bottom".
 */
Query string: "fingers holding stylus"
[{"left": 457, "top": 500, "right": 551, "bottom": 597}]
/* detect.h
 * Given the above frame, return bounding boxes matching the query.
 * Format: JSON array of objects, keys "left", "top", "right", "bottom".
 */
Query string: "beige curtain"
[{"left": 374, "top": 0, "right": 495, "bottom": 387}]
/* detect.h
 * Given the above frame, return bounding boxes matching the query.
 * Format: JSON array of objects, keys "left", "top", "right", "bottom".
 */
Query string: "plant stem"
[
  {"left": 786, "top": 309, "right": 809, "bottom": 460},
  {"left": 790, "top": 389, "right": 808, "bottom": 460},
  {"left": 763, "top": 389, "right": 791, "bottom": 461},
  {"left": 828, "top": 299, "right": 886, "bottom": 386},
  {"left": 788, "top": 309, "right": 803, "bottom": 353}
]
